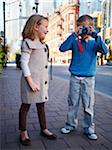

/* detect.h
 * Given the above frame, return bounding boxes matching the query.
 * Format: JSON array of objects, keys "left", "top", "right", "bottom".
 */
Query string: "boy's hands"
[
  {"left": 90, "top": 26, "right": 98, "bottom": 39},
  {"left": 76, "top": 25, "right": 95, "bottom": 36},
  {"left": 25, "top": 76, "right": 40, "bottom": 92},
  {"left": 76, "top": 26, "right": 83, "bottom": 36},
  {"left": 76, "top": 25, "right": 98, "bottom": 39},
  {"left": 90, "top": 26, "right": 96, "bottom": 34}
]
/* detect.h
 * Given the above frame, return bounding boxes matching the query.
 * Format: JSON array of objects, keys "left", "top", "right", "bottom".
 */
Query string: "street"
[
  {"left": 0, "top": 65, "right": 112, "bottom": 150},
  {"left": 51, "top": 65, "right": 112, "bottom": 97}
]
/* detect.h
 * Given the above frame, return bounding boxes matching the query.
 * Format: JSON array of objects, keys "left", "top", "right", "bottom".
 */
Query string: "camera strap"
[{"left": 77, "top": 39, "right": 83, "bottom": 54}]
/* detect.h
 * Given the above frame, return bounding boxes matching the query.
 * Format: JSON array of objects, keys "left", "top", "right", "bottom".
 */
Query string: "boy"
[{"left": 59, "top": 15, "right": 108, "bottom": 140}]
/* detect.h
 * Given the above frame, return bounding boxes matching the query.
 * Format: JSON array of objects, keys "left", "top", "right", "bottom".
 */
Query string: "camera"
[{"left": 78, "top": 26, "right": 91, "bottom": 36}]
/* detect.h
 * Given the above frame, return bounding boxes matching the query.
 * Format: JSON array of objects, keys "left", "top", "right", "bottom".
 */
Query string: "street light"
[
  {"left": 19, "top": 1, "right": 22, "bottom": 14},
  {"left": 35, "top": 0, "right": 39, "bottom": 13},
  {"left": 19, "top": 1, "right": 22, "bottom": 35},
  {"left": 3, "top": 2, "right": 6, "bottom": 52}
]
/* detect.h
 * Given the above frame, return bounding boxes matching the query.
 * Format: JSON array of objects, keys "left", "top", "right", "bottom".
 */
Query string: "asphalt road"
[{"left": 51, "top": 65, "right": 112, "bottom": 97}]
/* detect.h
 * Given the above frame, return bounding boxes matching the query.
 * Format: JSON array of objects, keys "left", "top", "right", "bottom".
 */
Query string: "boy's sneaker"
[
  {"left": 61, "top": 127, "right": 74, "bottom": 134},
  {"left": 84, "top": 133, "right": 98, "bottom": 140}
]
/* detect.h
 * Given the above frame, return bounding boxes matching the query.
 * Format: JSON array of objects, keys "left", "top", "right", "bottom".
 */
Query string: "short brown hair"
[
  {"left": 22, "top": 14, "right": 48, "bottom": 40},
  {"left": 77, "top": 14, "right": 93, "bottom": 26}
]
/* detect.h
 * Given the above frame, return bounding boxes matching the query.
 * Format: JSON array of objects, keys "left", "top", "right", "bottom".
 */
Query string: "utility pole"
[{"left": 3, "top": 2, "right": 6, "bottom": 52}]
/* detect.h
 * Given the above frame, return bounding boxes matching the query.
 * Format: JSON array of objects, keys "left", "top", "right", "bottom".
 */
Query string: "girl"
[{"left": 19, "top": 14, "right": 57, "bottom": 146}]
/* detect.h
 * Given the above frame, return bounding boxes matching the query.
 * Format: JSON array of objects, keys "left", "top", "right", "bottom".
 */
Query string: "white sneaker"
[
  {"left": 85, "top": 133, "right": 98, "bottom": 140},
  {"left": 61, "top": 127, "right": 74, "bottom": 134}
]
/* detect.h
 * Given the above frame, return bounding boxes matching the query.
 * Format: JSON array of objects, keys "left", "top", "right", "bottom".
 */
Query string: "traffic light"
[{"left": 97, "top": 13, "right": 102, "bottom": 28}]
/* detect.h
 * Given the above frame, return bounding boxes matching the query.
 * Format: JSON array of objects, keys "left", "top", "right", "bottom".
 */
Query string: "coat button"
[
  {"left": 45, "top": 65, "right": 48, "bottom": 69},
  {"left": 45, "top": 97, "right": 47, "bottom": 100},
  {"left": 45, "top": 81, "right": 47, "bottom": 84},
  {"left": 44, "top": 48, "right": 47, "bottom": 52}
]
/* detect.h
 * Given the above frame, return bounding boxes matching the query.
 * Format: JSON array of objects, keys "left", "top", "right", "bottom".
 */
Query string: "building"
[
  {"left": 46, "top": 0, "right": 80, "bottom": 63},
  {"left": 2, "top": 0, "right": 39, "bottom": 57},
  {"left": 102, "top": 0, "right": 112, "bottom": 42},
  {"left": 101, "top": 0, "right": 112, "bottom": 63},
  {"left": 91, "top": 0, "right": 112, "bottom": 65},
  {"left": 0, "top": 0, "right": 56, "bottom": 60},
  {"left": 2, "top": 0, "right": 32, "bottom": 55}
]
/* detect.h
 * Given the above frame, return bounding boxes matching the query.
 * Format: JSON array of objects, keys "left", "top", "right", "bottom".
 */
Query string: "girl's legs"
[
  {"left": 19, "top": 103, "right": 31, "bottom": 140},
  {"left": 36, "top": 102, "right": 57, "bottom": 139},
  {"left": 36, "top": 102, "right": 47, "bottom": 130}
]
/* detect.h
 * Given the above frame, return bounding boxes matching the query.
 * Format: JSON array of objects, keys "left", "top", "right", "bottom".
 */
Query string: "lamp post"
[
  {"left": 3, "top": 2, "right": 6, "bottom": 52},
  {"left": 35, "top": 0, "right": 39, "bottom": 13},
  {"left": 19, "top": 1, "right": 22, "bottom": 34},
  {"left": 19, "top": 1, "right": 22, "bottom": 14}
]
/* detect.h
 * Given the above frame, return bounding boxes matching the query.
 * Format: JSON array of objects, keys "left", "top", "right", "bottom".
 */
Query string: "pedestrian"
[
  {"left": 19, "top": 14, "right": 57, "bottom": 146},
  {"left": 59, "top": 15, "right": 108, "bottom": 140}
]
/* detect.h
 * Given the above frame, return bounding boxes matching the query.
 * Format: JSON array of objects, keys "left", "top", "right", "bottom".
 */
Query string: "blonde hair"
[{"left": 22, "top": 14, "right": 48, "bottom": 40}]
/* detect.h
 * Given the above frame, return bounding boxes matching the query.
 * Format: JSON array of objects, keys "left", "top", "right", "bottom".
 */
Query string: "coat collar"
[{"left": 25, "top": 38, "right": 46, "bottom": 49}]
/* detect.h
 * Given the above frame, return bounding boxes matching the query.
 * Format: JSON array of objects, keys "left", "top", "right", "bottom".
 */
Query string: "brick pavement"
[{"left": 0, "top": 66, "right": 112, "bottom": 150}]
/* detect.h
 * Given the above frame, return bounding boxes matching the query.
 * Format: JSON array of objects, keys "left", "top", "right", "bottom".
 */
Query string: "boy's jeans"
[{"left": 65, "top": 74, "right": 95, "bottom": 134}]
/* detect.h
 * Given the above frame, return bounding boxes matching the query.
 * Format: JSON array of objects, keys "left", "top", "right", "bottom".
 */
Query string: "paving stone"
[
  {"left": 0, "top": 66, "right": 112, "bottom": 150},
  {"left": 19, "top": 140, "right": 45, "bottom": 150},
  {"left": 42, "top": 138, "right": 70, "bottom": 150},
  {"left": 1, "top": 143, "right": 19, "bottom": 150}
]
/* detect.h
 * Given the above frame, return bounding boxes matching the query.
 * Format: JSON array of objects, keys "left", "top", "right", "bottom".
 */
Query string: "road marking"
[
  {"left": 95, "top": 90, "right": 112, "bottom": 100},
  {"left": 97, "top": 72, "right": 112, "bottom": 77}
]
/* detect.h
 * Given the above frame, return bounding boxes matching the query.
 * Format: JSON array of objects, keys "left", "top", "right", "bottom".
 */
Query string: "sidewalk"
[{"left": 0, "top": 66, "right": 112, "bottom": 150}]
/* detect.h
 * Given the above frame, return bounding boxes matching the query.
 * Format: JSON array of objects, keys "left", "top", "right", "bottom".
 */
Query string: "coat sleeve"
[
  {"left": 59, "top": 33, "right": 76, "bottom": 52},
  {"left": 20, "top": 40, "right": 32, "bottom": 77}
]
